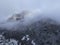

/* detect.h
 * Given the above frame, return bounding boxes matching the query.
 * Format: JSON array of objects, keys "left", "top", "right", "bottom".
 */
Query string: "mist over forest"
[{"left": 0, "top": 0, "right": 60, "bottom": 45}]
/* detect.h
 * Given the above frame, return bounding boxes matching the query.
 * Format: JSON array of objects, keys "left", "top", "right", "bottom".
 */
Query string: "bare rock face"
[{"left": 8, "top": 11, "right": 29, "bottom": 21}]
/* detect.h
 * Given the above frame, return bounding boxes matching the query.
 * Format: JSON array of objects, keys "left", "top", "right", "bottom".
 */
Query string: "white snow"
[
  {"left": 21, "top": 36, "right": 25, "bottom": 41},
  {"left": 31, "top": 40, "right": 36, "bottom": 45}
]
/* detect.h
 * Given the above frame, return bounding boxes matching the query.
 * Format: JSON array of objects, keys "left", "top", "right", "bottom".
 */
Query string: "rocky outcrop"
[{"left": 8, "top": 11, "right": 29, "bottom": 21}]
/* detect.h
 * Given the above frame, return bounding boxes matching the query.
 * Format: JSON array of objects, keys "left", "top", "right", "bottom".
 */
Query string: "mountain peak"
[{"left": 8, "top": 11, "right": 30, "bottom": 21}]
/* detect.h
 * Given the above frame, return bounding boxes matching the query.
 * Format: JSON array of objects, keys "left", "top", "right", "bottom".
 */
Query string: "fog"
[{"left": 0, "top": 0, "right": 60, "bottom": 22}]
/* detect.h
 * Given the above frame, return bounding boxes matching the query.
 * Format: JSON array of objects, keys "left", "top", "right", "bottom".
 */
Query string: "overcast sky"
[{"left": 0, "top": 0, "right": 60, "bottom": 22}]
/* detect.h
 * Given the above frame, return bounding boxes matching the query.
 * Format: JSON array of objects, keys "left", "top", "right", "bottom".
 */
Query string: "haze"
[{"left": 0, "top": 0, "right": 60, "bottom": 22}]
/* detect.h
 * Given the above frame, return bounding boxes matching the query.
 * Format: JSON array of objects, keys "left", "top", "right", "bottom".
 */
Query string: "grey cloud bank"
[{"left": 0, "top": 0, "right": 60, "bottom": 22}]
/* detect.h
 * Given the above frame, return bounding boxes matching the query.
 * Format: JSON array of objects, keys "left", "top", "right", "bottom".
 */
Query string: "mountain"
[
  {"left": 0, "top": 10, "right": 60, "bottom": 45},
  {"left": 0, "top": 12, "right": 60, "bottom": 45},
  {"left": 1, "top": 17, "right": 60, "bottom": 45},
  {"left": 0, "top": 10, "right": 59, "bottom": 31},
  {"left": 0, "top": 11, "right": 30, "bottom": 30}
]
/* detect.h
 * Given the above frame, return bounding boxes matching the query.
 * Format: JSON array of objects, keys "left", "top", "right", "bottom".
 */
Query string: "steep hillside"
[{"left": 0, "top": 18, "right": 60, "bottom": 45}]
